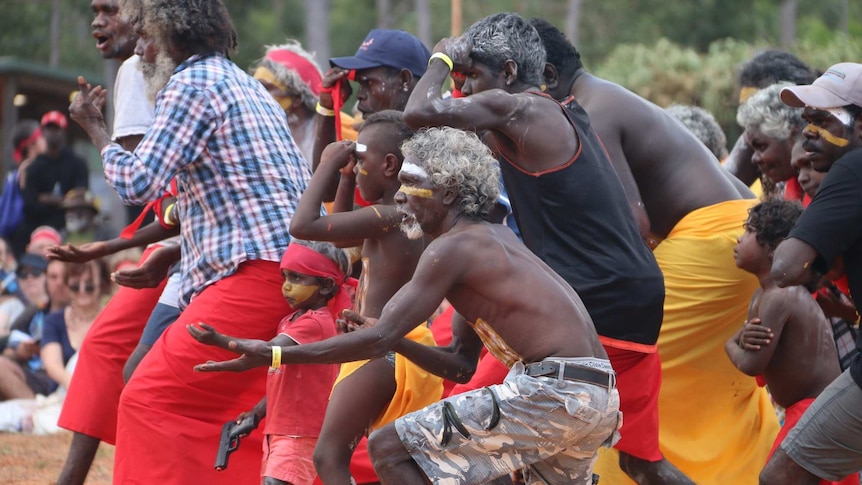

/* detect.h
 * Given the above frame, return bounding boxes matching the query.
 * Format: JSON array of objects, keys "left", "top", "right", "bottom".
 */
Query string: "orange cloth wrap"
[
  {"left": 333, "top": 323, "right": 443, "bottom": 430},
  {"left": 595, "top": 199, "right": 779, "bottom": 485}
]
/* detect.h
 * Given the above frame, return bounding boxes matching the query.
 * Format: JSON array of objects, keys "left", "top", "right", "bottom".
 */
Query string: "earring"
[{"left": 402, "top": 84, "right": 409, "bottom": 92}]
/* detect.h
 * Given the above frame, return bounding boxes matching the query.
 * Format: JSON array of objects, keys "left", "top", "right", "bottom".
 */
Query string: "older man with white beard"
[{"left": 69, "top": 1, "right": 310, "bottom": 484}]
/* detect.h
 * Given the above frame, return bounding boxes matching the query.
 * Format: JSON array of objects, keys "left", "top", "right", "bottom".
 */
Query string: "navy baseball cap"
[{"left": 330, "top": 29, "right": 431, "bottom": 78}]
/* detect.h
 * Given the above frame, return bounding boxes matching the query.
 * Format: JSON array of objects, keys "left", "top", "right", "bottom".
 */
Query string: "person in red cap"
[
  {"left": 252, "top": 41, "right": 326, "bottom": 165},
  {"left": 17, "top": 111, "right": 89, "bottom": 249},
  {"left": 763, "top": 62, "right": 862, "bottom": 485}
]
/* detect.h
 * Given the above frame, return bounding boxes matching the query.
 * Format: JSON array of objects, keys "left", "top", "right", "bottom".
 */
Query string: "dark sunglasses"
[
  {"left": 16, "top": 268, "right": 45, "bottom": 279},
  {"left": 69, "top": 282, "right": 96, "bottom": 293}
]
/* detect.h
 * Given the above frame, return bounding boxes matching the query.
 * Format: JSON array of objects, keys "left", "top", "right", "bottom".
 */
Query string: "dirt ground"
[{"left": 0, "top": 431, "right": 114, "bottom": 484}]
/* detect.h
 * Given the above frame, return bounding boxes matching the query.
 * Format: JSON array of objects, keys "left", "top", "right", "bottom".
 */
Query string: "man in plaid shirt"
[{"left": 70, "top": 1, "right": 309, "bottom": 483}]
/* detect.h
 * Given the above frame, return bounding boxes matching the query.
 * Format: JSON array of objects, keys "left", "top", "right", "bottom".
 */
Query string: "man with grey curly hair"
[
  {"left": 737, "top": 82, "right": 806, "bottom": 195},
  {"left": 406, "top": 14, "right": 668, "bottom": 483},
  {"left": 69, "top": 0, "right": 310, "bottom": 483},
  {"left": 398, "top": 127, "right": 500, "bottom": 237},
  {"left": 191, "top": 126, "right": 621, "bottom": 485},
  {"left": 252, "top": 40, "right": 324, "bottom": 163}
]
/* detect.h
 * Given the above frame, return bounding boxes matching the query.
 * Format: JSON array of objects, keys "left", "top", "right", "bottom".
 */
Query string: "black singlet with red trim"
[{"left": 497, "top": 94, "right": 664, "bottom": 345}]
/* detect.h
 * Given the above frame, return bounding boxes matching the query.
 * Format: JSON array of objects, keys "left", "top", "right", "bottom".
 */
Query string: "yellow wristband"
[
  {"left": 162, "top": 203, "right": 177, "bottom": 227},
  {"left": 316, "top": 102, "right": 336, "bottom": 117},
  {"left": 429, "top": 52, "right": 454, "bottom": 71},
  {"left": 270, "top": 346, "right": 281, "bottom": 369}
]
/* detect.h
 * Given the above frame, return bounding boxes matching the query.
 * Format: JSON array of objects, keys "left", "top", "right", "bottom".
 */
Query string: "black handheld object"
[
  {"left": 214, "top": 421, "right": 240, "bottom": 471},
  {"left": 214, "top": 414, "right": 259, "bottom": 471}
]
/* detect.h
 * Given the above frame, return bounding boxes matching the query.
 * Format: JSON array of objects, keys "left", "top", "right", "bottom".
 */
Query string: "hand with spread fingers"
[
  {"left": 187, "top": 323, "right": 271, "bottom": 372},
  {"left": 47, "top": 241, "right": 112, "bottom": 263}
]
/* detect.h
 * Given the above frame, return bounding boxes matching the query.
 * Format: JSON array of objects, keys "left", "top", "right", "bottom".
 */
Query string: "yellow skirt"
[
  {"left": 594, "top": 199, "right": 779, "bottom": 484},
  {"left": 333, "top": 323, "right": 443, "bottom": 430}
]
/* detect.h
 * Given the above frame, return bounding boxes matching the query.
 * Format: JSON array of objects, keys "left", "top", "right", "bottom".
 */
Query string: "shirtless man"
[
  {"left": 531, "top": 18, "right": 777, "bottom": 484},
  {"left": 290, "top": 111, "right": 441, "bottom": 484},
  {"left": 190, "top": 126, "right": 621, "bottom": 484},
  {"left": 402, "top": 13, "right": 684, "bottom": 484}
]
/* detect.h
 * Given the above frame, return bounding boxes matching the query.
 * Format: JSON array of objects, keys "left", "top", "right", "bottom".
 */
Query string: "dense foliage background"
[{"left": 2, "top": 0, "right": 860, "bottom": 141}]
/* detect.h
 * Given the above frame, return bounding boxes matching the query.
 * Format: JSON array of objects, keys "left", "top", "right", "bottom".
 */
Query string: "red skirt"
[
  {"left": 114, "top": 260, "right": 290, "bottom": 485},
  {"left": 57, "top": 244, "right": 167, "bottom": 444}
]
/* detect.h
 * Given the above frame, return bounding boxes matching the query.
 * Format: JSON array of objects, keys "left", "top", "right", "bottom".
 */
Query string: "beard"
[
  {"left": 139, "top": 51, "right": 177, "bottom": 103},
  {"left": 399, "top": 213, "right": 425, "bottom": 240}
]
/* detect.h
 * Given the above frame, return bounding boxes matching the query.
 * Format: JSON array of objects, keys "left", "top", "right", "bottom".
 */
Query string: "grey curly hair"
[
  {"left": 400, "top": 127, "right": 500, "bottom": 219},
  {"left": 666, "top": 104, "right": 728, "bottom": 160},
  {"left": 737, "top": 82, "right": 805, "bottom": 140},
  {"left": 256, "top": 40, "right": 322, "bottom": 111},
  {"left": 463, "top": 13, "right": 546, "bottom": 88},
  {"left": 120, "top": 0, "right": 237, "bottom": 58}
]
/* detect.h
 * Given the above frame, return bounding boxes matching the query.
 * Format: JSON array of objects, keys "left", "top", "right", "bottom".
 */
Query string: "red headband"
[
  {"left": 280, "top": 244, "right": 344, "bottom": 283},
  {"left": 13, "top": 128, "right": 41, "bottom": 164},
  {"left": 266, "top": 49, "right": 323, "bottom": 96}
]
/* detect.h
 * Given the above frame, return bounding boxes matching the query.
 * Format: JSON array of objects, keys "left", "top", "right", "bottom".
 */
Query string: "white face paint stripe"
[
  {"left": 355, "top": 143, "right": 367, "bottom": 153},
  {"left": 826, "top": 107, "right": 853, "bottom": 127},
  {"left": 399, "top": 162, "right": 429, "bottom": 179}
]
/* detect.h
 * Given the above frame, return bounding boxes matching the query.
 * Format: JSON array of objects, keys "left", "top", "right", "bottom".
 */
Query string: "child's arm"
[
  {"left": 724, "top": 295, "right": 789, "bottom": 376},
  {"left": 290, "top": 141, "right": 399, "bottom": 244},
  {"left": 232, "top": 397, "right": 266, "bottom": 438}
]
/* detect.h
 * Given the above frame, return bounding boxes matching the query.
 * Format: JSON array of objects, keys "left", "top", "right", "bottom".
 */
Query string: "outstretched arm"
[
  {"left": 47, "top": 220, "right": 179, "bottom": 263},
  {"left": 191, "top": 239, "right": 462, "bottom": 370}
]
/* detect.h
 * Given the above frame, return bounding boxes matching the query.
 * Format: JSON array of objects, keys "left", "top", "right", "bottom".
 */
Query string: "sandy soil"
[{"left": 0, "top": 431, "right": 113, "bottom": 484}]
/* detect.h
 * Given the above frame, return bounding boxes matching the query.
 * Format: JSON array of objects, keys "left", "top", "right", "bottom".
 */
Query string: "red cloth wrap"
[
  {"left": 769, "top": 398, "right": 860, "bottom": 485},
  {"left": 266, "top": 49, "right": 323, "bottom": 96},
  {"left": 114, "top": 260, "right": 291, "bottom": 485},
  {"left": 57, "top": 244, "right": 168, "bottom": 444},
  {"left": 604, "top": 345, "right": 664, "bottom": 462}
]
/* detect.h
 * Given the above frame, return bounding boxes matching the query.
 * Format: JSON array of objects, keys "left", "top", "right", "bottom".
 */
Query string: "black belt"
[{"left": 524, "top": 361, "right": 615, "bottom": 390}]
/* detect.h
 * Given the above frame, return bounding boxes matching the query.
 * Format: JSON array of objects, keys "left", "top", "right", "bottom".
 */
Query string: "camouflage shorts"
[{"left": 394, "top": 359, "right": 622, "bottom": 485}]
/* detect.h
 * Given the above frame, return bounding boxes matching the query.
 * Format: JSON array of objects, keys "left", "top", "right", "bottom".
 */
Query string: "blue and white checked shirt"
[{"left": 102, "top": 54, "right": 310, "bottom": 306}]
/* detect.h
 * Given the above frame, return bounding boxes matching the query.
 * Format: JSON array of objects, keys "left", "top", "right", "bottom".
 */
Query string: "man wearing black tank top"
[{"left": 403, "top": 12, "right": 692, "bottom": 485}]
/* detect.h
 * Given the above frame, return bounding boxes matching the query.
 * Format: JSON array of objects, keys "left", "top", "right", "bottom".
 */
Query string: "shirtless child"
[
  {"left": 189, "top": 126, "right": 621, "bottom": 484},
  {"left": 725, "top": 199, "right": 857, "bottom": 485},
  {"left": 289, "top": 110, "right": 441, "bottom": 484}
]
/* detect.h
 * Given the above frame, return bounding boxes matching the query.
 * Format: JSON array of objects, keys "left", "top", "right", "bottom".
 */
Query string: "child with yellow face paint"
[{"left": 189, "top": 240, "right": 354, "bottom": 485}]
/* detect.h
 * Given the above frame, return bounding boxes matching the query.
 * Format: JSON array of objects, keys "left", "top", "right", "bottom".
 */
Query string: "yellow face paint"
[
  {"left": 281, "top": 280, "right": 319, "bottom": 306},
  {"left": 275, "top": 96, "right": 293, "bottom": 111},
  {"left": 739, "top": 86, "right": 758, "bottom": 104},
  {"left": 805, "top": 124, "right": 849, "bottom": 147},
  {"left": 253, "top": 66, "right": 288, "bottom": 92},
  {"left": 398, "top": 185, "right": 433, "bottom": 199},
  {"left": 358, "top": 167, "right": 369, "bottom": 175}
]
